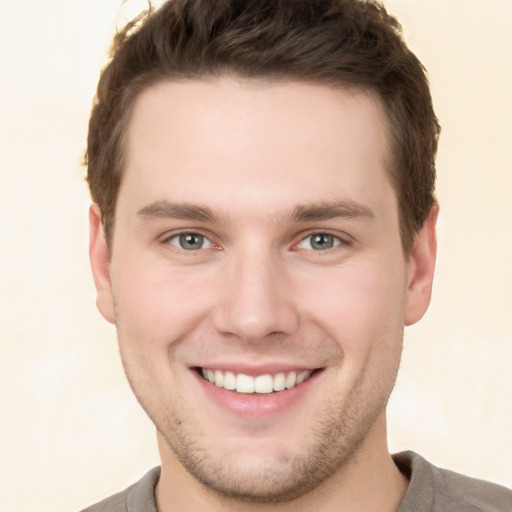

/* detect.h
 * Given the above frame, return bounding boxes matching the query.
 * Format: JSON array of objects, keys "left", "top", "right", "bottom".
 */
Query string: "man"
[{"left": 83, "top": 0, "right": 512, "bottom": 510}]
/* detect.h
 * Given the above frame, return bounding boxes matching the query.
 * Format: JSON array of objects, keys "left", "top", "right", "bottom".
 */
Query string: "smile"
[{"left": 200, "top": 368, "right": 313, "bottom": 394}]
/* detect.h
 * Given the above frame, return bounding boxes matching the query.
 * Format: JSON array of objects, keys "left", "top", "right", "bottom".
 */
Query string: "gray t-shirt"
[{"left": 80, "top": 451, "right": 512, "bottom": 511}]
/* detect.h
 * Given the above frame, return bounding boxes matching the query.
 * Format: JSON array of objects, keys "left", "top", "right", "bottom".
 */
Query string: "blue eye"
[
  {"left": 298, "top": 233, "right": 342, "bottom": 251},
  {"left": 168, "top": 233, "right": 212, "bottom": 251}
]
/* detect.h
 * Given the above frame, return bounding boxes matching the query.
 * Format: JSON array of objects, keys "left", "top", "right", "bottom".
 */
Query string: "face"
[{"left": 90, "top": 78, "right": 436, "bottom": 503}]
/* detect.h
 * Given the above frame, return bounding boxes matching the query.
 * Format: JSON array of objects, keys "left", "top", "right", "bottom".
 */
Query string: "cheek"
[
  {"left": 308, "top": 263, "right": 407, "bottom": 399},
  {"left": 111, "top": 259, "right": 217, "bottom": 345},
  {"left": 111, "top": 263, "right": 214, "bottom": 397},
  {"left": 296, "top": 260, "right": 408, "bottom": 352}
]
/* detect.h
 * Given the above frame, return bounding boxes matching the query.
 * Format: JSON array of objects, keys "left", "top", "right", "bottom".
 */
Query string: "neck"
[{"left": 155, "top": 413, "right": 408, "bottom": 512}]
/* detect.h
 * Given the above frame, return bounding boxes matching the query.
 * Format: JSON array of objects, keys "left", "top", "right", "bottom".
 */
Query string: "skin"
[{"left": 90, "top": 78, "right": 438, "bottom": 511}]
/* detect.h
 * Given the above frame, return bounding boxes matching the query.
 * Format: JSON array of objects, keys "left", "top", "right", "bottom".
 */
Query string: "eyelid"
[
  {"left": 158, "top": 228, "right": 351, "bottom": 252},
  {"left": 293, "top": 230, "right": 351, "bottom": 251},
  {"left": 161, "top": 229, "right": 219, "bottom": 251}
]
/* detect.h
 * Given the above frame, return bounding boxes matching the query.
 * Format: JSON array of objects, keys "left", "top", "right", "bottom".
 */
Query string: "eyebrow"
[
  {"left": 291, "top": 201, "right": 375, "bottom": 222},
  {"left": 136, "top": 201, "right": 219, "bottom": 222},
  {"left": 136, "top": 199, "right": 374, "bottom": 224}
]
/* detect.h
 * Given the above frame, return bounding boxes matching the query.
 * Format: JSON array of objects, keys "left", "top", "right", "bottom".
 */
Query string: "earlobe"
[
  {"left": 405, "top": 203, "right": 439, "bottom": 326},
  {"left": 89, "top": 204, "right": 115, "bottom": 324}
]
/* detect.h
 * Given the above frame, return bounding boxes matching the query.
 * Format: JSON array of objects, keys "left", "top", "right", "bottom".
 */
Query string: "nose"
[{"left": 212, "top": 248, "right": 300, "bottom": 343}]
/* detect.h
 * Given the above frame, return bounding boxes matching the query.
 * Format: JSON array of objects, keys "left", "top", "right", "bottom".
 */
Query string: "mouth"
[{"left": 197, "top": 367, "right": 317, "bottom": 394}]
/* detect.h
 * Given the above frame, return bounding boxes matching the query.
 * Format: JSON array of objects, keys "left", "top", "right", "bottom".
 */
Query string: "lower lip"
[{"left": 194, "top": 370, "right": 320, "bottom": 417}]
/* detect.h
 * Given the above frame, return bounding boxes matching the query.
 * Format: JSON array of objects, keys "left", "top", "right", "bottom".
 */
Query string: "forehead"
[{"left": 120, "top": 77, "right": 394, "bottom": 220}]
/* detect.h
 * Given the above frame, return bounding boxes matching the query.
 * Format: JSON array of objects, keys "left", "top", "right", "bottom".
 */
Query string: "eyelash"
[
  {"left": 295, "top": 232, "right": 345, "bottom": 251},
  {"left": 162, "top": 231, "right": 348, "bottom": 253},
  {"left": 164, "top": 232, "right": 215, "bottom": 251}
]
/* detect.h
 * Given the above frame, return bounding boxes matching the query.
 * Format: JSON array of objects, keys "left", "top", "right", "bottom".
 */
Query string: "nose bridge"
[{"left": 212, "top": 242, "right": 299, "bottom": 342}]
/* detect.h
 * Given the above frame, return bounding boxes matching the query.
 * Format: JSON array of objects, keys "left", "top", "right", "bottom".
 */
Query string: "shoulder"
[
  {"left": 79, "top": 467, "right": 161, "bottom": 512},
  {"left": 80, "top": 490, "right": 126, "bottom": 512},
  {"left": 394, "top": 451, "right": 512, "bottom": 512}
]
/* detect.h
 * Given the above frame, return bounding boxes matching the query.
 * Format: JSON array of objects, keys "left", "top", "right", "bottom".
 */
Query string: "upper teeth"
[{"left": 201, "top": 369, "right": 313, "bottom": 394}]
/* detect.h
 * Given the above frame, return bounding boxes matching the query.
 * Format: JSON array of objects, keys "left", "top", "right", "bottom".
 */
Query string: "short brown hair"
[{"left": 86, "top": 0, "right": 440, "bottom": 252}]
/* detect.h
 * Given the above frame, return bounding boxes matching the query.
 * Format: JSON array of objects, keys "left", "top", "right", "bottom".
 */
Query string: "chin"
[{"left": 157, "top": 404, "right": 380, "bottom": 504}]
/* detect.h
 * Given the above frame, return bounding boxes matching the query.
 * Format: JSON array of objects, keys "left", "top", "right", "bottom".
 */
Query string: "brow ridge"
[
  {"left": 136, "top": 200, "right": 217, "bottom": 222},
  {"left": 292, "top": 201, "right": 375, "bottom": 222},
  {"left": 136, "top": 199, "right": 374, "bottom": 224}
]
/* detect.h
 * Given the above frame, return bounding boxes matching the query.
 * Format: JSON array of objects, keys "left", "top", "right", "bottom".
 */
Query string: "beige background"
[{"left": 0, "top": 1, "right": 511, "bottom": 510}]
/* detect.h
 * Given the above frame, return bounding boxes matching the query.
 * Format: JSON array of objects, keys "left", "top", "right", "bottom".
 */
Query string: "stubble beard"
[
  {"left": 151, "top": 376, "right": 397, "bottom": 504},
  {"left": 114, "top": 304, "right": 403, "bottom": 504}
]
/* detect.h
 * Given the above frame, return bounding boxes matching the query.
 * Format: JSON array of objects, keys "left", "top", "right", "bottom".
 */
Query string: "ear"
[
  {"left": 89, "top": 203, "right": 115, "bottom": 324},
  {"left": 405, "top": 203, "right": 439, "bottom": 326}
]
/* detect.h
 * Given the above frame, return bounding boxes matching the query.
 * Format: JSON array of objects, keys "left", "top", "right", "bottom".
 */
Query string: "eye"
[
  {"left": 297, "top": 233, "right": 342, "bottom": 251},
  {"left": 167, "top": 232, "right": 212, "bottom": 251}
]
